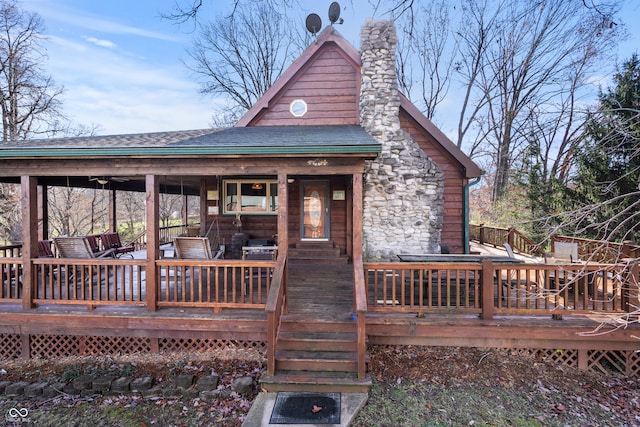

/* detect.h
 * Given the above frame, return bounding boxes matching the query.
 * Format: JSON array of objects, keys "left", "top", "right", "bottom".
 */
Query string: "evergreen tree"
[{"left": 568, "top": 55, "right": 640, "bottom": 242}]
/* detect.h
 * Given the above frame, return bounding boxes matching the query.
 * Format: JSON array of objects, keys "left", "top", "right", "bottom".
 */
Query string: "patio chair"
[
  {"left": 100, "top": 232, "right": 135, "bottom": 258},
  {"left": 85, "top": 235, "right": 101, "bottom": 253},
  {"left": 38, "top": 240, "right": 55, "bottom": 258},
  {"left": 53, "top": 237, "right": 116, "bottom": 287},
  {"left": 54, "top": 237, "right": 115, "bottom": 259},
  {"left": 174, "top": 237, "right": 223, "bottom": 259}
]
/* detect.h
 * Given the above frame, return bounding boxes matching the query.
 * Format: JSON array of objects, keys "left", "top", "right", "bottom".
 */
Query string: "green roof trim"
[{"left": 0, "top": 144, "right": 381, "bottom": 157}]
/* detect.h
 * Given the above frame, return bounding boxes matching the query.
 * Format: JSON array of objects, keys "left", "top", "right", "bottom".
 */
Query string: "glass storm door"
[{"left": 302, "top": 181, "right": 329, "bottom": 240}]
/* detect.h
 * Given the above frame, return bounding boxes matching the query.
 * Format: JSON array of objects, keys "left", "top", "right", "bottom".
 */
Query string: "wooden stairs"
[{"left": 259, "top": 260, "right": 371, "bottom": 393}]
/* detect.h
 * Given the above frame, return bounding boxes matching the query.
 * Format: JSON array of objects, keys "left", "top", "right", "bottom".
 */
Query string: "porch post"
[
  {"left": 199, "top": 178, "right": 206, "bottom": 235},
  {"left": 40, "top": 184, "right": 48, "bottom": 240},
  {"left": 277, "top": 174, "right": 288, "bottom": 259},
  {"left": 146, "top": 175, "right": 159, "bottom": 312},
  {"left": 352, "top": 173, "right": 368, "bottom": 379},
  {"left": 108, "top": 188, "right": 117, "bottom": 232},
  {"left": 352, "top": 174, "right": 363, "bottom": 259},
  {"left": 21, "top": 176, "right": 37, "bottom": 310},
  {"left": 480, "top": 259, "right": 494, "bottom": 320},
  {"left": 278, "top": 174, "right": 288, "bottom": 313}
]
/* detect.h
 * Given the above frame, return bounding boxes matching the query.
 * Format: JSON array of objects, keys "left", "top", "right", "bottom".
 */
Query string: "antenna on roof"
[
  {"left": 305, "top": 13, "right": 322, "bottom": 35},
  {"left": 328, "top": 2, "right": 343, "bottom": 25}
]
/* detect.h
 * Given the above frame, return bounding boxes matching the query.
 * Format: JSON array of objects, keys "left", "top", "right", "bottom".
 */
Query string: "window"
[{"left": 224, "top": 180, "right": 278, "bottom": 215}]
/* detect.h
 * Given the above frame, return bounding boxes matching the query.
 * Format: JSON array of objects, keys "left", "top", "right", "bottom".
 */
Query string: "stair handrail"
[
  {"left": 353, "top": 254, "right": 367, "bottom": 379},
  {"left": 265, "top": 253, "right": 288, "bottom": 376}
]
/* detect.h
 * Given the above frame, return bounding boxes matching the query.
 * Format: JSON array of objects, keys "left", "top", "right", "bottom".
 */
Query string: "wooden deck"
[{"left": 1, "top": 253, "right": 639, "bottom": 376}]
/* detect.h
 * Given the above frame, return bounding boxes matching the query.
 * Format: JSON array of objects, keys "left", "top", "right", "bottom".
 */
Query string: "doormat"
[{"left": 269, "top": 392, "right": 341, "bottom": 424}]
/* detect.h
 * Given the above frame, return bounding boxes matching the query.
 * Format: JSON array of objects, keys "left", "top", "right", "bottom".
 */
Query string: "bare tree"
[
  {"left": 48, "top": 187, "right": 96, "bottom": 237},
  {"left": 0, "top": 0, "right": 64, "bottom": 142},
  {"left": 118, "top": 191, "right": 146, "bottom": 237},
  {"left": 159, "top": 193, "right": 184, "bottom": 228},
  {"left": 185, "top": 2, "right": 300, "bottom": 119},
  {"left": 396, "top": 0, "right": 455, "bottom": 121},
  {"left": 0, "top": 183, "right": 20, "bottom": 243},
  {"left": 455, "top": 0, "right": 621, "bottom": 203}
]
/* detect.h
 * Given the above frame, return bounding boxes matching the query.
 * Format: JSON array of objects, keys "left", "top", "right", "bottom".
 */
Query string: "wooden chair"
[
  {"left": 54, "top": 237, "right": 115, "bottom": 259},
  {"left": 38, "top": 240, "right": 55, "bottom": 258},
  {"left": 85, "top": 235, "right": 101, "bottom": 253},
  {"left": 53, "top": 237, "right": 115, "bottom": 287},
  {"left": 174, "top": 237, "right": 223, "bottom": 259},
  {"left": 100, "top": 232, "right": 135, "bottom": 258}
]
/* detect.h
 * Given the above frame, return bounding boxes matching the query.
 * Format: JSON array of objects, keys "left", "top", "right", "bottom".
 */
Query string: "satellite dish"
[
  {"left": 306, "top": 13, "right": 322, "bottom": 35},
  {"left": 328, "top": 2, "right": 341, "bottom": 24}
]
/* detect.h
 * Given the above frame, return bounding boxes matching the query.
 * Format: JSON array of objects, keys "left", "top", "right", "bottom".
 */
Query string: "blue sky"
[{"left": 20, "top": 0, "right": 640, "bottom": 137}]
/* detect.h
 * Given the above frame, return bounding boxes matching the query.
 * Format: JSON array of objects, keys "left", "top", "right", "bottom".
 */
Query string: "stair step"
[
  {"left": 288, "top": 242, "right": 348, "bottom": 264},
  {"left": 289, "top": 247, "right": 341, "bottom": 256},
  {"left": 260, "top": 370, "right": 372, "bottom": 393},
  {"left": 278, "top": 331, "right": 358, "bottom": 352},
  {"left": 276, "top": 350, "right": 360, "bottom": 372},
  {"left": 281, "top": 318, "right": 356, "bottom": 332}
]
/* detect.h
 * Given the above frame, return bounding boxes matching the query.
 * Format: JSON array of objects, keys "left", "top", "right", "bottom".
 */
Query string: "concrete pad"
[{"left": 243, "top": 392, "right": 368, "bottom": 427}]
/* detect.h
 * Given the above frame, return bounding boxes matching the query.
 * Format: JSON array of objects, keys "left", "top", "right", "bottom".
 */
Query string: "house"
[
  {"left": 0, "top": 20, "right": 637, "bottom": 385},
  {"left": 0, "top": 20, "right": 481, "bottom": 264}
]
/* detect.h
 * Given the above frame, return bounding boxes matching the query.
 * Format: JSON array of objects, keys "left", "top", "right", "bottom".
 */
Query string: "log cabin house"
[{"left": 0, "top": 21, "right": 638, "bottom": 388}]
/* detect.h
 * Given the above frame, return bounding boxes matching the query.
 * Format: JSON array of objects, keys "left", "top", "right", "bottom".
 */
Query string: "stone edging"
[{"left": 0, "top": 373, "right": 256, "bottom": 403}]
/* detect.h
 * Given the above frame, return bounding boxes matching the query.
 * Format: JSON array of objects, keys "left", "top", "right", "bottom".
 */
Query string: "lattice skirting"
[
  {"left": 0, "top": 333, "right": 265, "bottom": 360},
  {"left": 0, "top": 334, "right": 636, "bottom": 376},
  {"left": 0, "top": 334, "right": 22, "bottom": 359},
  {"left": 513, "top": 348, "right": 640, "bottom": 377}
]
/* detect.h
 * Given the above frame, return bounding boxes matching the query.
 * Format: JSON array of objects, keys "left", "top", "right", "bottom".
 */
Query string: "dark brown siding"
[
  {"left": 399, "top": 111, "right": 467, "bottom": 254},
  {"left": 252, "top": 45, "right": 360, "bottom": 126}
]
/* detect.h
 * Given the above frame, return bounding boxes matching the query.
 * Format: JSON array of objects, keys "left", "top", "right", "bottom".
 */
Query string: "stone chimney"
[{"left": 359, "top": 20, "right": 444, "bottom": 260}]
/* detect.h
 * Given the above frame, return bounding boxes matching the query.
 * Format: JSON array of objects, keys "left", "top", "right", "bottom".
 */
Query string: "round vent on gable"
[{"left": 290, "top": 99, "right": 307, "bottom": 117}]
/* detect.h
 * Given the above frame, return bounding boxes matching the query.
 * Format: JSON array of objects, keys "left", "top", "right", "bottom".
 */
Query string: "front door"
[{"left": 301, "top": 181, "right": 329, "bottom": 240}]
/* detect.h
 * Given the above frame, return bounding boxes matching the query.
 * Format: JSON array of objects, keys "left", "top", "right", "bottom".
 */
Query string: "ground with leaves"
[{"left": 0, "top": 346, "right": 638, "bottom": 426}]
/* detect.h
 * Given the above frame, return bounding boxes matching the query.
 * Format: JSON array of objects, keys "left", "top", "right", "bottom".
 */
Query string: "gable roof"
[
  {"left": 236, "top": 26, "right": 360, "bottom": 128},
  {"left": 237, "top": 24, "right": 481, "bottom": 179}
]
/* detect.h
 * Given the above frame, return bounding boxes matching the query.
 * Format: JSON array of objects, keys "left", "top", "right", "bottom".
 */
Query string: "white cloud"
[
  {"left": 23, "top": 1, "right": 215, "bottom": 135},
  {"left": 82, "top": 36, "right": 117, "bottom": 49}
]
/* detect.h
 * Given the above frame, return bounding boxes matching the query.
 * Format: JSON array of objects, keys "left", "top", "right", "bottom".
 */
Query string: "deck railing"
[
  {"left": 364, "top": 260, "right": 637, "bottom": 318},
  {"left": 470, "top": 224, "right": 541, "bottom": 255},
  {"left": 159, "top": 224, "right": 190, "bottom": 245},
  {"left": 32, "top": 258, "right": 146, "bottom": 308},
  {"left": 156, "top": 259, "right": 274, "bottom": 309},
  {"left": 1, "top": 258, "right": 22, "bottom": 302},
  {"left": 0, "top": 244, "right": 21, "bottom": 258},
  {"left": 266, "top": 254, "right": 288, "bottom": 376},
  {"left": 1, "top": 254, "right": 274, "bottom": 311},
  {"left": 553, "top": 234, "right": 640, "bottom": 263},
  {"left": 353, "top": 254, "right": 368, "bottom": 379}
]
